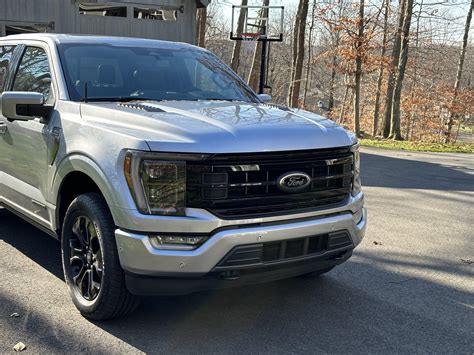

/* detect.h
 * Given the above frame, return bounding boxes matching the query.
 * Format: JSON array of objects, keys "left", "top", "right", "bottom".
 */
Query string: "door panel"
[
  {"left": 0, "top": 45, "right": 16, "bottom": 202},
  {"left": 2, "top": 45, "right": 53, "bottom": 223}
]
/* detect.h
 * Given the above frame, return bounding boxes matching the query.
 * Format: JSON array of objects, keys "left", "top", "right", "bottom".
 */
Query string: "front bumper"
[{"left": 114, "top": 193, "right": 366, "bottom": 285}]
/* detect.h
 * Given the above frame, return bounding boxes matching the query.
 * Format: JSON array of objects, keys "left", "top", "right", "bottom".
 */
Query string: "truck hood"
[{"left": 80, "top": 100, "right": 356, "bottom": 153}]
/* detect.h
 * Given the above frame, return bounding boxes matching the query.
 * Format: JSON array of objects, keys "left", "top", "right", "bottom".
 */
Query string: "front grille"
[
  {"left": 215, "top": 231, "right": 353, "bottom": 269},
  {"left": 187, "top": 147, "right": 353, "bottom": 219}
]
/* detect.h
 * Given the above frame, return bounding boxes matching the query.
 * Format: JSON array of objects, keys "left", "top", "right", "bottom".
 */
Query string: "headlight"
[
  {"left": 124, "top": 151, "right": 186, "bottom": 216},
  {"left": 351, "top": 143, "right": 362, "bottom": 196}
]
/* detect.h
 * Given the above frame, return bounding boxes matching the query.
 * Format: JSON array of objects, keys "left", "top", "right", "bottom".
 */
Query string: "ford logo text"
[{"left": 277, "top": 172, "right": 311, "bottom": 193}]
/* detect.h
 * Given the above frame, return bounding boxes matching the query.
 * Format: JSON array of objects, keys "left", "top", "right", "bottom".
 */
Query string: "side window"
[
  {"left": 12, "top": 47, "right": 52, "bottom": 101},
  {"left": 0, "top": 45, "right": 16, "bottom": 92}
]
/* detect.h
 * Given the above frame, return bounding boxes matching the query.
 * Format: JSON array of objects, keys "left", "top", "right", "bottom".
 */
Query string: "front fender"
[{"left": 51, "top": 153, "right": 126, "bottom": 229}]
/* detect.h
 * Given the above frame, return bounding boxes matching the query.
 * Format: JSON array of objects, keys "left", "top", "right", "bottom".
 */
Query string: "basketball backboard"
[{"left": 230, "top": 5, "right": 284, "bottom": 42}]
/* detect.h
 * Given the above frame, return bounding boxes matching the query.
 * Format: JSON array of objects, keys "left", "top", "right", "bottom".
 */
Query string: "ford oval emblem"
[{"left": 277, "top": 172, "right": 311, "bottom": 193}]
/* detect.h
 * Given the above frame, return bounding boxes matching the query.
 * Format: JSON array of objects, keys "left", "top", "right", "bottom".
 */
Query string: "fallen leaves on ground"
[{"left": 13, "top": 342, "right": 27, "bottom": 352}]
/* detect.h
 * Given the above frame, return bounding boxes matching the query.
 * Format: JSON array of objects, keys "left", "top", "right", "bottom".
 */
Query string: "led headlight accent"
[
  {"left": 351, "top": 143, "right": 362, "bottom": 196},
  {"left": 149, "top": 235, "right": 208, "bottom": 250}
]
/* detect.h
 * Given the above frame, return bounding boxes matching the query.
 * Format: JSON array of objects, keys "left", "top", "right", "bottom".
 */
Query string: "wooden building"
[{"left": 0, "top": 0, "right": 209, "bottom": 44}]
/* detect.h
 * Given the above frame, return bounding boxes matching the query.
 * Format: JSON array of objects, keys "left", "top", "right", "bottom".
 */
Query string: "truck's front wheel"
[{"left": 61, "top": 193, "right": 139, "bottom": 320}]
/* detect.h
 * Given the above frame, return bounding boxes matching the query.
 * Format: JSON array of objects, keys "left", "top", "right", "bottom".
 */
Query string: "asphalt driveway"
[{"left": 1, "top": 147, "right": 473, "bottom": 353}]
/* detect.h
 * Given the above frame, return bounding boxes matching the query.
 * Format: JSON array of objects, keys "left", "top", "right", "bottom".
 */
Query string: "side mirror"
[
  {"left": 0, "top": 92, "right": 52, "bottom": 121},
  {"left": 257, "top": 94, "right": 272, "bottom": 103}
]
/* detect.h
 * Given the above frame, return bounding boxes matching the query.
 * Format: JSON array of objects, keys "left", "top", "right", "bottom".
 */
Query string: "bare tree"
[
  {"left": 372, "top": 0, "right": 389, "bottom": 136},
  {"left": 406, "top": 0, "right": 423, "bottom": 140},
  {"left": 196, "top": 7, "right": 207, "bottom": 48},
  {"left": 353, "top": 0, "right": 365, "bottom": 137},
  {"left": 288, "top": 0, "right": 310, "bottom": 107},
  {"left": 445, "top": 0, "right": 473, "bottom": 143},
  {"left": 382, "top": 0, "right": 407, "bottom": 138},
  {"left": 230, "top": 0, "right": 248, "bottom": 72},
  {"left": 303, "top": 0, "right": 317, "bottom": 108},
  {"left": 390, "top": 0, "right": 414, "bottom": 140},
  {"left": 248, "top": 0, "right": 270, "bottom": 92}
]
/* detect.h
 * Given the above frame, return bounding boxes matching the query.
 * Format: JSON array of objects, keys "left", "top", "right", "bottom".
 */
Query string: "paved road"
[{"left": 1, "top": 147, "right": 473, "bottom": 354}]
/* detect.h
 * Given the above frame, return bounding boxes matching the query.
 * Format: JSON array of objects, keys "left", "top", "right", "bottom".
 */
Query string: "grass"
[{"left": 360, "top": 139, "right": 474, "bottom": 153}]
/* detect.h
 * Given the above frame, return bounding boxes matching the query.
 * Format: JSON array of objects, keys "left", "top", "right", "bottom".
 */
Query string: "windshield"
[{"left": 57, "top": 43, "right": 258, "bottom": 103}]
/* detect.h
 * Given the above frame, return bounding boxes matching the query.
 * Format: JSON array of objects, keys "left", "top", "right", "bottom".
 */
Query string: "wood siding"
[{"left": 0, "top": 0, "right": 197, "bottom": 44}]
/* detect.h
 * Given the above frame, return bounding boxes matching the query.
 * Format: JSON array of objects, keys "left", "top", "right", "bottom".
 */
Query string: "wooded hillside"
[{"left": 197, "top": 0, "right": 474, "bottom": 145}]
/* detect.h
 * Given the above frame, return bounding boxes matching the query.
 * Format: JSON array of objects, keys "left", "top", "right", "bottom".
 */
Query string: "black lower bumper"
[{"left": 125, "top": 247, "right": 353, "bottom": 296}]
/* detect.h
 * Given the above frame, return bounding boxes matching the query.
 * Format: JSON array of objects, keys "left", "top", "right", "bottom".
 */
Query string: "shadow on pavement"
[
  {"left": 361, "top": 152, "right": 474, "bottom": 191},
  {"left": 0, "top": 209, "right": 63, "bottom": 280},
  {"left": 0, "top": 151, "right": 473, "bottom": 352},
  {"left": 1, "top": 206, "right": 473, "bottom": 352}
]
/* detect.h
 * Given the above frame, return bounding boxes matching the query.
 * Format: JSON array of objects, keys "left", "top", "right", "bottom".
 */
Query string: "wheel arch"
[{"left": 52, "top": 154, "right": 120, "bottom": 233}]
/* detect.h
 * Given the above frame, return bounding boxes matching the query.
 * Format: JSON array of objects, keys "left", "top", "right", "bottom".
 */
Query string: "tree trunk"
[
  {"left": 339, "top": 79, "right": 350, "bottom": 124},
  {"left": 303, "top": 0, "right": 316, "bottom": 109},
  {"left": 328, "top": 46, "right": 339, "bottom": 112},
  {"left": 288, "top": 0, "right": 309, "bottom": 108},
  {"left": 230, "top": 0, "right": 248, "bottom": 72},
  {"left": 288, "top": 1, "right": 304, "bottom": 105},
  {"left": 247, "top": 0, "right": 270, "bottom": 92},
  {"left": 389, "top": 0, "right": 414, "bottom": 140},
  {"left": 372, "top": 0, "right": 389, "bottom": 136},
  {"left": 196, "top": 7, "right": 207, "bottom": 48},
  {"left": 445, "top": 0, "right": 473, "bottom": 143},
  {"left": 382, "top": 0, "right": 407, "bottom": 138},
  {"left": 406, "top": 0, "right": 423, "bottom": 140},
  {"left": 353, "top": 0, "right": 365, "bottom": 137}
]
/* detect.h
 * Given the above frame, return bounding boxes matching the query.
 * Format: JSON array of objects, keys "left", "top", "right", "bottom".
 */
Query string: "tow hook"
[
  {"left": 330, "top": 251, "right": 348, "bottom": 261},
  {"left": 220, "top": 270, "right": 240, "bottom": 280}
]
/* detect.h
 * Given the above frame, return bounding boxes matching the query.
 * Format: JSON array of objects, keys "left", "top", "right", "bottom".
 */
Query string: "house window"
[
  {"left": 134, "top": 7, "right": 178, "bottom": 21},
  {"left": 79, "top": 3, "right": 127, "bottom": 17}
]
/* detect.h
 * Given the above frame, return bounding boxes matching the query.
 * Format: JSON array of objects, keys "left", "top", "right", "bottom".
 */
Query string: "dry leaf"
[{"left": 13, "top": 342, "right": 27, "bottom": 352}]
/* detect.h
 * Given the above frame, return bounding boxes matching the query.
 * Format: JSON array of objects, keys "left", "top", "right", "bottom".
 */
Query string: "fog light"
[{"left": 150, "top": 235, "right": 208, "bottom": 250}]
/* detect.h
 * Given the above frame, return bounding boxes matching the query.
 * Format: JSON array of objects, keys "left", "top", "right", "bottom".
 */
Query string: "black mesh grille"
[{"left": 187, "top": 147, "right": 353, "bottom": 219}]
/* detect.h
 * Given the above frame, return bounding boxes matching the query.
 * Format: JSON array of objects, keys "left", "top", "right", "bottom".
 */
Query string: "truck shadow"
[
  {"left": 0, "top": 151, "right": 473, "bottom": 352},
  {"left": 0, "top": 209, "right": 63, "bottom": 280},
  {"left": 1, "top": 204, "right": 473, "bottom": 353}
]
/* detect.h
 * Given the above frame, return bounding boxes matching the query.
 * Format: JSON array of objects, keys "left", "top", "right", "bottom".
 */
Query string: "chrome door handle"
[{"left": 0, "top": 122, "right": 7, "bottom": 134}]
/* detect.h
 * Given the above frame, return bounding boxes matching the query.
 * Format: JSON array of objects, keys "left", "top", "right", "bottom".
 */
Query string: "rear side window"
[
  {"left": 0, "top": 45, "right": 16, "bottom": 92},
  {"left": 12, "top": 46, "right": 52, "bottom": 100}
]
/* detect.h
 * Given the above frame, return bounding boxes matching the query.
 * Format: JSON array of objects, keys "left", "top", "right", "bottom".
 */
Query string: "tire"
[
  {"left": 61, "top": 193, "right": 139, "bottom": 320},
  {"left": 297, "top": 266, "right": 335, "bottom": 278}
]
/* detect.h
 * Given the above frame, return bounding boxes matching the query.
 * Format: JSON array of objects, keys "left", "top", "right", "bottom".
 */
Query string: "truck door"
[
  {"left": 0, "top": 44, "right": 17, "bottom": 204},
  {"left": 2, "top": 44, "right": 55, "bottom": 225}
]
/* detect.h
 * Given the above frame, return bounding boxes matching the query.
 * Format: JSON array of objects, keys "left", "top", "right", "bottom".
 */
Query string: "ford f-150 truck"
[{"left": 0, "top": 34, "right": 366, "bottom": 320}]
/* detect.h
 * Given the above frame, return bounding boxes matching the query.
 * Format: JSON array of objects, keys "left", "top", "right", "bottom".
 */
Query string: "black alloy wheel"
[{"left": 69, "top": 216, "right": 103, "bottom": 301}]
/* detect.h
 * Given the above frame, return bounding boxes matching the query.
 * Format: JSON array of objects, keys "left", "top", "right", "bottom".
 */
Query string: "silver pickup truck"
[{"left": 0, "top": 34, "right": 366, "bottom": 320}]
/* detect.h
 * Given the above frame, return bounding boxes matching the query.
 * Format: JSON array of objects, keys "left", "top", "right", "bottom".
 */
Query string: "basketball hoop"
[{"left": 241, "top": 32, "right": 261, "bottom": 41}]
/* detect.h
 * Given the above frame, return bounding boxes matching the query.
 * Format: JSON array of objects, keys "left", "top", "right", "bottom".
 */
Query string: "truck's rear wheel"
[{"left": 61, "top": 193, "right": 139, "bottom": 320}]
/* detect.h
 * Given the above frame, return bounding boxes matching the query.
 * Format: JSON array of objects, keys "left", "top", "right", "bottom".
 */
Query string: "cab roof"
[{"left": 0, "top": 33, "right": 199, "bottom": 51}]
